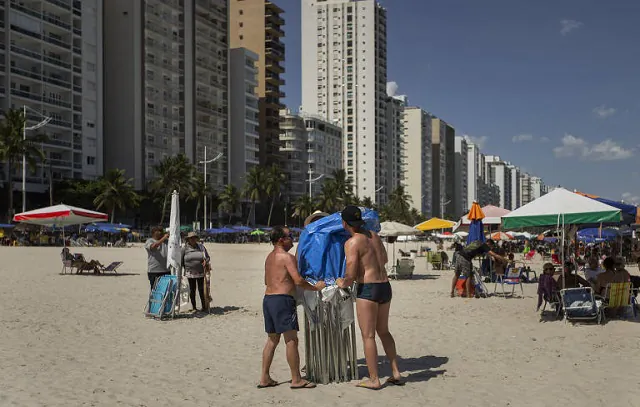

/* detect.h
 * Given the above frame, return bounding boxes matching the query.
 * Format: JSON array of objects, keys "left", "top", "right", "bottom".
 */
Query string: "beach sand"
[{"left": 2, "top": 243, "right": 640, "bottom": 407}]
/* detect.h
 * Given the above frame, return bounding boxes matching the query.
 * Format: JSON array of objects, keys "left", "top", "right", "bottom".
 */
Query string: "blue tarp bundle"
[
  {"left": 467, "top": 220, "right": 485, "bottom": 245},
  {"left": 297, "top": 209, "right": 380, "bottom": 284}
]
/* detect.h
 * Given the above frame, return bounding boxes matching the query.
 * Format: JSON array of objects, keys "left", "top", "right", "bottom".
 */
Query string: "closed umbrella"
[
  {"left": 166, "top": 190, "right": 182, "bottom": 315},
  {"left": 466, "top": 202, "right": 485, "bottom": 244}
]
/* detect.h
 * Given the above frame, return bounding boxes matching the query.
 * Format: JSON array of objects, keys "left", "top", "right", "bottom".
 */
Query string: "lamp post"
[
  {"left": 441, "top": 197, "right": 452, "bottom": 219},
  {"left": 22, "top": 105, "right": 51, "bottom": 213},
  {"left": 199, "top": 146, "right": 223, "bottom": 230},
  {"left": 308, "top": 172, "right": 324, "bottom": 199}
]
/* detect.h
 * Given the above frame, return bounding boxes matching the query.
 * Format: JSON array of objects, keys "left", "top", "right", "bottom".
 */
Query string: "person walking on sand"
[
  {"left": 145, "top": 226, "right": 169, "bottom": 289},
  {"left": 259, "top": 226, "right": 325, "bottom": 390},
  {"left": 336, "top": 206, "right": 404, "bottom": 390}
]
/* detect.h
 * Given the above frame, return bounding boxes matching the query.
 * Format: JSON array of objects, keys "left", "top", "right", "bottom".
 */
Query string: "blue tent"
[
  {"left": 205, "top": 228, "right": 222, "bottom": 234},
  {"left": 297, "top": 209, "right": 380, "bottom": 284},
  {"left": 229, "top": 225, "right": 252, "bottom": 232},
  {"left": 85, "top": 223, "right": 130, "bottom": 234},
  {"left": 577, "top": 228, "right": 619, "bottom": 242},
  {"left": 0, "top": 224, "right": 15, "bottom": 228}
]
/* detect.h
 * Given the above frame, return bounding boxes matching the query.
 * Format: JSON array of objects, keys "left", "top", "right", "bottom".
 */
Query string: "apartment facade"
[
  {"left": 403, "top": 107, "right": 432, "bottom": 217},
  {"left": 0, "top": 0, "right": 103, "bottom": 195},
  {"left": 507, "top": 164, "right": 521, "bottom": 210},
  {"left": 229, "top": 0, "right": 285, "bottom": 166},
  {"left": 485, "top": 155, "right": 512, "bottom": 209},
  {"left": 279, "top": 108, "right": 342, "bottom": 199},
  {"left": 103, "top": 0, "right": 228, "bottom": 190},
  {"left": 228, "top": 47, "right": 259, "bottom": 190},
  {"left": 385, "top": 93, "right": 406, "bottom": 200},
  {"left": 453, "top": 136, "right": 468, "bottom": 217},
  {"left": 301, "top": 0, "right": 389, "bottom": 204}
]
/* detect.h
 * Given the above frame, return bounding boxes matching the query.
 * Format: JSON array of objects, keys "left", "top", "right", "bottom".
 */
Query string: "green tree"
[
  {"left": 387, "top": 185, "right": 413, "bottom": 224},
  {"left": 0, "top": 108, "right": 47, "bottom": 220},
  {"left": 218, "top": 184, "right": 241, "bottom": 224},
  {"left": 331, "top": 169, "right": 353, "bottom": 207},
  {"left": 149, "top": 154, "right": 197, "bottom": 224},
  {"left": 316, "top": 179, "right": 339, "bottom": 213},
  {"left": 243, "top": 165, "right": 266, "bottom": 226},
  {"left": 265, "top": 164, "right": 286, "bottom": 226},
  {"left": 292, "top": 194, "right": 315, "bottom": 225},
  {"left": 93, "top": 169, "right": 141, "bottom": 223},
  {"left": 361, "top": 196, "right": 375, "bottom": 210}
]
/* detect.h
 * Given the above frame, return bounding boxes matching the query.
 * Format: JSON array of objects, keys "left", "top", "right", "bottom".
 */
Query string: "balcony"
[
  {"left": 44, "top": 34, "right": 71, "bottom": 50},
  {"left": 266, "top": 23, "right": 284, "bottom": 38},
  {"left": 45, "top": 0, "right": 71, "bottom": 11},
  {"left": 265, "top": 60, "right": 284, "bottom": 74}
]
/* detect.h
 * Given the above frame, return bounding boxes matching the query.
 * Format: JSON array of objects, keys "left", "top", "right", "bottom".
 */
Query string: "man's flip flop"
[
  {"left": 257, "top": 380, "right": 278, "bottom": 389},
  {"left": 290, "top": 381, "right": 316, "bottom": 389},
  {"left": 356, "top": 382, "right": 381, "bottom": 391},
  {"left": 386, "top": 377, "right": 406, "bottom": 386}
]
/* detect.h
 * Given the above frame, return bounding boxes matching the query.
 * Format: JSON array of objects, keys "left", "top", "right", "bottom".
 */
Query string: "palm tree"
[
  {"left": 316, "top": 179, "right": 339, "bottom": 213},
  {"left": 243, "top": 165, "right": 266, "bottom": 226},
  {"left": 265, "top": 164, "right": 286, "bottom": 226},
  {"left": 0, "top": 108, "right": 48, "bottom": 220},
  {"left": 331, "top": 169, "right": 353, "bottom": 206},
  {"left": 149, "top": 154, "right": 197, "bottom": 224},
  {"left": 186, "top": 171, "right": 210, "bottom": 224},
  {"left": 292, "top": 194, "right": 314, "bottom": 225},
  {"left": 218, "top": 184, "right": 241, "bottom": 224},
  {"left": 361, "top": 196, "right": 375, "bottom": 210},
  {"left": 387, "top": 185, "right": 413, "bottom": 223},
  {"left": 93, "top": 169, "right": 141, "bottom": 222}
]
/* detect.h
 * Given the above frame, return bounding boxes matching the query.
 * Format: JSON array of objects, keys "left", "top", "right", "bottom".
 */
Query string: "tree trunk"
[
  {"left": 195, "top": 200, "right": 201, "bottom": 225},
  {"left": 160, "top": 193, "right": 169, "bottom": 224},
  {"left": 246, "top": 201, "right": 254, "bottom": 226},
  {"left": 6, "top": 159, "right": 14, "bottom": 222},
  {"left": 110, "top": 207, "right": 115, "bottom": 223},
  {"left": 267, "top": 198, "right": 275, "bottom": 227}
]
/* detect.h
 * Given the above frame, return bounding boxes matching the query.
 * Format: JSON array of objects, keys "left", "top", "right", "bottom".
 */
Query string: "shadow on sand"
[
  {"left": 60, "top": 272, "right": 140, "bottom": 277},
  {"left": 173, "top": 305, "right": 244, "bottom": 319},
  {"left": 357, "top": 355, "right": 448, "bottom": 383},
  {"left": 409, "top": 274, "right": 440, "bottom": 281}
]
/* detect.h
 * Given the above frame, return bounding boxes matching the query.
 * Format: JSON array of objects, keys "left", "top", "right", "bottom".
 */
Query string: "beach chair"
[
  {"left": 72, "top": 254, "right": 99, "bottom": 274},
  {"left": 429, "top": 253, "right": 442, "bottom": 270},
  {"left": 473, "top": 268, "right": 489, "bottom": 298},
  {"left": 145, "top": 275, "right": 178, "bottom": 319},
  {"left": 560, "top": 287, "right": 604, "bottom": 324},
  {"left": 494, "top": 266, "right": 524, "bottom": 298},
  {"left": 540, "top": 291, "right": 561, "bottom": 319},
  {"left": 60, "top": 249, "right": 74, "bottom": 274},
  {"left": 98, "top": 261, "right": 123, "bottom": 274},
  {"left": 601, "top": 282, "right": 636, "bottom": 320},
  {"left": 396, "top": 258, "right": 415, "bottom": 279},
  {"left": 439, "top": 252, "right": 451, "bottom": 270}
]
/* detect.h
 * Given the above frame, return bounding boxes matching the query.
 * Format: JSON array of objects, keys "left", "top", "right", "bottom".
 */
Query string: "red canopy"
[{"left": 13, "top": 204, "right": 108, "bottom": 227}]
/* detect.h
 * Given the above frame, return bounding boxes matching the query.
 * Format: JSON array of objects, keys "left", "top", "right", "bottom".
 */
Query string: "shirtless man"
[
  {"left": 336, "top": 206, "right": 403, "bottom": 390},
  {"left": 259, "top": 226, "right": 325, "bottom": 390}
]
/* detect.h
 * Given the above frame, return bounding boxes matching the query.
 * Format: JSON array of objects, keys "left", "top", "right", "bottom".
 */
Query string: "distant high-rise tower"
[
  {"left": 403, "top": 107, "right": 433, "bottom": 217},
  {"left": 229, "top": 0, "right": 285, "bottom": 166},
  {"left": 301, "top": 0, "right": 388, "bottom": 203},
  {"left": 103, "top": 0, "right": 229, "bottom": 190}
]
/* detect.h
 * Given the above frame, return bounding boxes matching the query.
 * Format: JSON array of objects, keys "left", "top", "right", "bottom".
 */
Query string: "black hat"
[{"left": 341, "top": 205, "right": 365, "bottom": 227}]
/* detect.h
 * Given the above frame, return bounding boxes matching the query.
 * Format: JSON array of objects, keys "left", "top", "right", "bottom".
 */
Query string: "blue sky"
[{"left": 276, "top": 0, "right": 640, "bottom": 204}]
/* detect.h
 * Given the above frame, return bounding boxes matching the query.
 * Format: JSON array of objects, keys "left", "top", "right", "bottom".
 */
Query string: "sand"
[{"left": 2, "top": 243, "right": 640, "bottom": 407}]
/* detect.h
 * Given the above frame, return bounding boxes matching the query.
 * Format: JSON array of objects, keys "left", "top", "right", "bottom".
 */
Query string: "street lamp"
[
  {"left": 308, "top": 172, "right": 324, "bottom": 199},
  {"left": 441, "top": 198, "right": 452, "bottom": 219},
  {"left": 22, "top": 105, "right": 51, "bottom": 213},
  {"left": 199, "top": 146, "right": 223, "bottom": 230}
]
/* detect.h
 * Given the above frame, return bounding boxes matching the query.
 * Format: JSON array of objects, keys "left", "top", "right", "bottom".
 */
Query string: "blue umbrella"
[{"left": 466, "top": 202, "right": 486, "bottom": 245}]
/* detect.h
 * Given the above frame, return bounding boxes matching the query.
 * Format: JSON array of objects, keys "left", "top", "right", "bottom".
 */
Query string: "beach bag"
[{"left": 456, "top": 277, "right": 475, "bottom": 297}]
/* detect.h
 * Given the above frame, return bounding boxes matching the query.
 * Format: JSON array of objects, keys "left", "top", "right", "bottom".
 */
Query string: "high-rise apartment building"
[
  {"left": 0, "top": 0, "right": 103, "bottom": 196},
  {"left": 385, "top": 93, "right": 406, "bottom": 200},
  {"left": 507, "top": 164, "right": 521, "bottom": 210},
  {"left": 431, "top": 118, "right": 455, "bottom": 217},
  {"left": 229, "top": 47, "right": 259, "bottom": 190},
  {"left": 485, "top": 155, "right": 512, "bottom": 209},
  {"left": 301, "top": 0, "right": 388, "bottom": 203},
  {"left": 403, "top": 107, "right": 432, "bottom": 217},
  {"left": 453, "top": 136, "right": 468, "bottom": 217},
  {"left": 279, "top": 108, "right": 342, "bottom": 199},
  {"left": 229, "top": 0, "right": 285, "bottom": 166},
  {"left": 103, "top": 0, "right": 229, "bottom": 190}
]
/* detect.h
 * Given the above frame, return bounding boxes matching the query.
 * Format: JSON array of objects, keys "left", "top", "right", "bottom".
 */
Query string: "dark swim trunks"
[
  {"left": 356, "top": 281, "right": 392, "bottom": 304},
  {"left": 263, "top": 294, "right": 299, "bottom": 334}
]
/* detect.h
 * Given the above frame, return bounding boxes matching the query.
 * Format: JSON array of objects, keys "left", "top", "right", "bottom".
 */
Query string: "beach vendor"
[
  {"left": 145, "top": 226, "right": 169, "bottom": 289},
  {"left": 181, "top": 232, "right": 210, "bottom": 313},
  {"left": 451, "top": 239, "right": 506, "bottom": 298},
  {"left": 259, "top": 226, "right": 324, "bottom": 390}
]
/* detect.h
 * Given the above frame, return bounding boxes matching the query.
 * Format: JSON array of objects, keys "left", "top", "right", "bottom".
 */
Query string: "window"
[
  {"left": 239, "top": 9, "right": 243, "bottom": 14},
  {"left": 86, "top": 62, "right": 96, "bottom": 71},
  {"left": 86, "top": 121, "right": 95, "bottom": 128},
  {"left": 239, "top": 22, "right": 243, "bottom": 27},
  {"left": 239, "top": 34, "right": 243, "bottom": 40},
  {"left": 86, "top": 156, "right": 96, "bottom": 165}
]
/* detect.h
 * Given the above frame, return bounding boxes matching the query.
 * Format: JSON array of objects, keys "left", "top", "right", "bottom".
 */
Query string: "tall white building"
[
  {"left": 454, "top": 136, "right": 468, "bottom": 216},
  {"left": 485, "top": 155, "right": 512, "bottom": 209},
  {"left": 103, "top": 0, "right": 229, "bottom": 190},
  {"left": 385, "top": 93, "right": 406, "bottom": 199},
  {"left": 403, "top": 107, "right": 432, "bottom": 217},
  {"left": 301, "top": 0, "right": 388, "bottom": 203},
  {"left": 279, "top": 109, "right": 342, "bottom": 199},
  {"left": 466, "top": 142, "right": 480, "bottom": 206},
  {"left": 507, "top": 164, "right": 521, "bottom": 210},
  {"left": 229, "top": 48, "right": 259, "bottom": 190},
  {"left": 0, "top": 0, "right": 103, "bottom": 196}
]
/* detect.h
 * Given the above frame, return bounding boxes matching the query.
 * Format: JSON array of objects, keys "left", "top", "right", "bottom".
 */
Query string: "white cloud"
[
  {"left": 512, "top": 134, "right": 534, "bottom": 143},
  {"left": 540, "top": 136, "right": 550, "bottom": 143},
  {"left": 560, "top": 19, "right": 583, "bottom": 35},
  {"left": 553, "top": 134, "right": 634, "bottom": 161},
  {"left": 592, "top": 105, "right": 616, "bottom": 118},
  {"left": 463, "top": 134, "right": 488, "bottom": 149},
  {"left": 386, "top": 81, "right": 398, "bottom": 97}
]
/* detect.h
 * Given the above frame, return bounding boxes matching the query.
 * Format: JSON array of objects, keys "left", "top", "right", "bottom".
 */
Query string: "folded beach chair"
[
  {"left": 494, "top": 266, "right": 524, "bottom": 298},
  {"left": 473, "top": 269, "right": 489, "bottom": 298},
  {"left": 145, "top": 275, "right": 178, "bottom": 319},
  {"left": 396, "top": 258, "right": 415, "bottom": 279},
  {"left": 560, "top": 287, "right": 603, "bottom": 324},
  {"left": 601, "top": 282, "right": 636, "bottom": 320},
  {"left": 429, "top": 253, "right": 442, "bottom": 270}
]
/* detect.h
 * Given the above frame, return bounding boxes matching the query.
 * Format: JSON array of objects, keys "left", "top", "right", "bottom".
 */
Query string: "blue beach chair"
[{"left": 145, "top": 275, "right": 178, "bottom": 319}]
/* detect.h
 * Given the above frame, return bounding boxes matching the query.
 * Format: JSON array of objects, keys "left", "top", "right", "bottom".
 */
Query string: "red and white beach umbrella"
[
  {"left": 13, "top": 204, "right": 108, "bottom": 227},
  {"left": 489, "top": 231, "right": 514, "bottom": 241}
]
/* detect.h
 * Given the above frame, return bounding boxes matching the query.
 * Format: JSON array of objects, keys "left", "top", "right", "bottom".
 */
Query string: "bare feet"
[
  {"left": 356, "top": 378, "right": 381, "bottom": 390},
  {"left": 290, "top": 380, "right": 316, "bottom": 389}
]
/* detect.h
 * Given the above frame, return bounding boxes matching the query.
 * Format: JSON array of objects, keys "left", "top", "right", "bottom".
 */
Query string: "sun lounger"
[
  {"left": 145, "top": 275, "right": 178, "bottom": 319},
  {"left": 99, "top": 261, "right": 123, "bottom": 274}
]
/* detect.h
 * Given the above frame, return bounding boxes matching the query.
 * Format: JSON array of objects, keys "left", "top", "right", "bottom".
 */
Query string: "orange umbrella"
[
  {"left": 490, "top": 231, "right": 514, "bottom": 241},
  {"left": 467, "top": 202, "right": 485, "bottom": 221}
]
